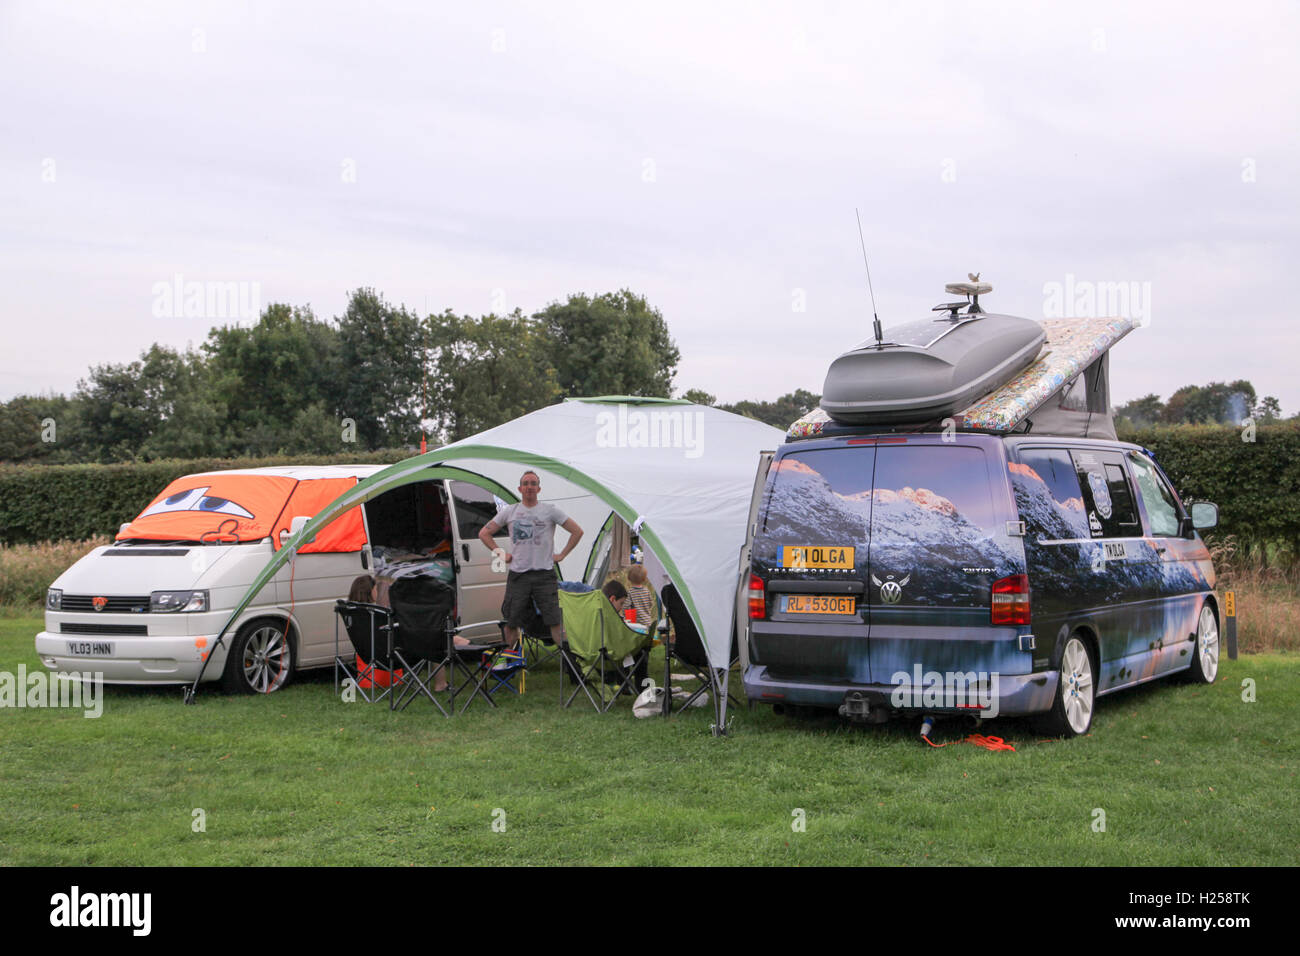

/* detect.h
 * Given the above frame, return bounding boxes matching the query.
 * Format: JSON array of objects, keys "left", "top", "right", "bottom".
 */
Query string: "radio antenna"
[{"left": 855, "top": 208, "right": 884, "bottom": 348}]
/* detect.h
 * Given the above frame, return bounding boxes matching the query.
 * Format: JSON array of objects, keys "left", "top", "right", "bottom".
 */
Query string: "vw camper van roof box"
[{"left": 819, "top": 277, "right": 1046, "bottom": 425}]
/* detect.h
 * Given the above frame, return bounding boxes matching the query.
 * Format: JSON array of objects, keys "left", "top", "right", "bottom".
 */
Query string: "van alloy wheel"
[
  {"left": 1060, "top": 637, "right": 1094, "bottom": 735},
  {"left": 222, "top": 621, "right": 293, "bottom": 694},
  {"left": 1031, "top": 634, "right": 1095, "bottom": 737},
  {"left": 1190, "top": 604, "right": 1219, "bottom": 683}
]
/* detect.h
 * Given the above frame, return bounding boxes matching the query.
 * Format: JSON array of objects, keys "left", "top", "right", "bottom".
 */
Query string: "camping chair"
[
  {"left": 484, "top": 642, "right": 527, "bottom": 697},
  {"left": 334, "top": 600, "right": 402, "bottom": 705},
  {"left": 519, "top": 581, "right": 594, "bottom": 670},
  {"left": 387, "top": 576, "right": 509, "bottom": 716},
  {"left": 557, "top": 588, "right": 654, "bottom": 713},
  {"left": 659, "top": 584, "right": 741, "bottom": 716},
  {"left": 443, "top": 617, "right": 511, "bottom": 714},
  {"left": 518, "top": 606, "right": 561, "bottom": 670},
  {"left": 387, "top": 577, "right": 457, "bottom": 715}
]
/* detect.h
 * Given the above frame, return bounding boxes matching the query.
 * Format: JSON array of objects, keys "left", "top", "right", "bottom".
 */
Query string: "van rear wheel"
[
  {"left": 1032, "top": 635, "right": 1094, "bottom": 737},
  {"left": 221, "top": 620, "right": 294, "bottom": 694}
]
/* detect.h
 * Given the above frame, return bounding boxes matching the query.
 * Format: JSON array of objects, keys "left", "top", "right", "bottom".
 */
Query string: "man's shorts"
[{"left": 501, "top": 568, "right": 563, "bottom": 630}]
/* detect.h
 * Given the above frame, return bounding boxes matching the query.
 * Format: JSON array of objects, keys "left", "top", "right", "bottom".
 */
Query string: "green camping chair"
[{"left": 557, "top": 589, "right": 655, "bottom": 713}]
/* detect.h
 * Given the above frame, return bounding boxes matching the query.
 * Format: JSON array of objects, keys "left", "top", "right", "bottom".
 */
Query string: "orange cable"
[{"left": 921, "top": 732, "right": 1016, "bottom": 752}]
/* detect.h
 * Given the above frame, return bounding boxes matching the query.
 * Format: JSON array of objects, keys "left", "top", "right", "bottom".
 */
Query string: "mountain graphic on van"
[
  {"left": 756, "top": 458, "right": 1019, "bottom": 603},
  {"left": 1010, "top": 463, "right": 1207, "bottom": 598}
]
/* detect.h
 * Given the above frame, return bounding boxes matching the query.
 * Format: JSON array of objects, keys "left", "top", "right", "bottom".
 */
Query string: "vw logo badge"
[
  {"left": 92, "top": 596, "right": 108, "bottom": 612},
  {"left": 879, "top": 581, "right": 903, "bottom": 604}
]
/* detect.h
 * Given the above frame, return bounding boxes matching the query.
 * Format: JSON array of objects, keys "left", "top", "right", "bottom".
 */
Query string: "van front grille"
[
  {"left": 61, "top": 623, "right": 148, "bottom": 636},
  {"left": 61, "top": 595, "right": 151, "bottom": 613}
]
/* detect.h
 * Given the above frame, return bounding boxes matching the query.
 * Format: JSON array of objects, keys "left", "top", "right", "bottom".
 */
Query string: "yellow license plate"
[
  {"left": 782, "top": 545, "right": 855, "bottom": 569},
  {"left": 785, "top": 595, "right": 857, "bottom": 615}
]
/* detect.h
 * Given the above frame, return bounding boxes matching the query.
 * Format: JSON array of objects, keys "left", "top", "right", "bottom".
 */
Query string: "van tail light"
[
  {"left": 748, "top": 574, "right": 766, "bottom": 620},
  {"left": 991, "top": 574, "right": 1030, "bottom": 625}
]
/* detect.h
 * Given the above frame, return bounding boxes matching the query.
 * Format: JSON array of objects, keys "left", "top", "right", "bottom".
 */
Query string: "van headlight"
[
  {"left": 46, "top": 588, "right": 62, "bottom": 611},
  {"left": 150, "top": 590, "right": 209, "bottom": 613}
]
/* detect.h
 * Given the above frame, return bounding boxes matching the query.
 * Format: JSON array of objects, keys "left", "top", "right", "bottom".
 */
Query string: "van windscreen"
[{"left": 117, "top": 474, "right": 298, "bottom": 543}]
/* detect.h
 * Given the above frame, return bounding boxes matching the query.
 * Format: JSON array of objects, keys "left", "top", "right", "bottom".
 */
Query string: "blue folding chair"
[{"left": 485, "top": 644, "right": 527, "bottom": 697}]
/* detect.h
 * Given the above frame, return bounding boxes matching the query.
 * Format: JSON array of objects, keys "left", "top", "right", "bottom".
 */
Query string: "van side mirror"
[
  {"left": 280, "top": 515, "right": 316, "bottom": 546},
  {"left": 1191, "top": 502, "right": 1218, "bottom": 531}
]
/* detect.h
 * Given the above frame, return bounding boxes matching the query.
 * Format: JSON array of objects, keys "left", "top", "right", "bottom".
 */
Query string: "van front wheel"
[
  {"left": 1032, "top": 635, "right": 1094, "bottom": 737},
  {"left": 221, "top": 621, "right": 294, "bottom": 694}
]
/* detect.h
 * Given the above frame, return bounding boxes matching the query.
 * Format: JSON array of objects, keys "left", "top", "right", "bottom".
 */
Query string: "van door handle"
[
  {"left": 462, "top": 544, "right": 470, "bottom": 561},
  {"left": 1155, "top": 545, "right": 1168, "bottom": 555}
]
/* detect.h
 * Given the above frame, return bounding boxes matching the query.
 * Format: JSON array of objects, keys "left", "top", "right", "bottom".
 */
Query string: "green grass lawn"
[{"left": 1, "top": 614, "right": 1295, "bottom": 866}]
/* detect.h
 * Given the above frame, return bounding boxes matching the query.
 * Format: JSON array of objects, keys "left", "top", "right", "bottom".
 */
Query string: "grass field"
[{"left": 0, "top": 614, "right": 1295, "bottom": 866}]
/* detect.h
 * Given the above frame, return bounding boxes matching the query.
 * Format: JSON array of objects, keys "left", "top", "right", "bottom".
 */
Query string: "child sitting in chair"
[{"left": 624, "top": 565, "right": 655, "bottom": 626}]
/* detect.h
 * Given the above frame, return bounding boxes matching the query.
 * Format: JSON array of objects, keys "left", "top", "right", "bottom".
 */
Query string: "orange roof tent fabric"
[
  {"left": 118, "top": 474, "right": 367, "bottom": 553},
  {"left": 272, "top": 478, "right": 366, "bottom": 554},
  {"left": 118, "top": 474, "right": 298, "bottom": 543}
]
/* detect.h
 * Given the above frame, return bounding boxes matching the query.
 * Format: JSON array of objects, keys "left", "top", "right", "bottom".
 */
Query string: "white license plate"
[{"left": 65, "top": 640, "right": 115, "bottom": 657}]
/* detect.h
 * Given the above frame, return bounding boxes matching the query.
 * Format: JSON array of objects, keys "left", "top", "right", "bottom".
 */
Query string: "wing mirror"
[
  {"left": 279, "top": 515, "right": 316, "bottom": 547},
  {"left": 1191, "top": 502, "right": 1219, "bottom": 531}
]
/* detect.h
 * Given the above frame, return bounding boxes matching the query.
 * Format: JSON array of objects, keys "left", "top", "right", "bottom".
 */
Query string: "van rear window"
[
  {"left": 759, "top": 444, "right": 1001, "bottom": 547},
  {"left": 870, "top": 446, "right": 999, "bottom": 540},
  {"left": 760, "top": 448, "right": 876, "bottom": 541}
]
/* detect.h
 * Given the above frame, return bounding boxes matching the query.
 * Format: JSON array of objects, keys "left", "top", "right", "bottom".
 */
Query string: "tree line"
[
  {"left": 0, "top": 288, "right": 688, "bottom": 463},
  {"left": 1115, "top": 382, "right": 1286, "bottom": 428},
  {"left": 3, "top": 287, "right": 1286, "bottom": 465}
]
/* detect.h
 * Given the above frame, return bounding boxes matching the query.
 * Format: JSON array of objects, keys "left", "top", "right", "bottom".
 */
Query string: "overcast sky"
[{"left": 2, "top": 0, "right": 1297, "bottom": 413}]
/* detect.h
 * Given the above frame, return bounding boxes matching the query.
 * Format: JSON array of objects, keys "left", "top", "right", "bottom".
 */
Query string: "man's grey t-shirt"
[{"left": 492, "top": 502, "right": 569, "bottom": 572}]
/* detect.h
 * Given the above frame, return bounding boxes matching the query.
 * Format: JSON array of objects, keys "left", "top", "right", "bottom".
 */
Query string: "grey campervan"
[
  {"left": 739, "top": 295, "right": 1220, "bottom": 736},
  {"left": 741, "top": 432, "right": 1220, "bottom": 736}
]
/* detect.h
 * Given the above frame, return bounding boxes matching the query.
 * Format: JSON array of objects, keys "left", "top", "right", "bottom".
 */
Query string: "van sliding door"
[{"left": 446, "top": 480, "right": 510, "bottom": 638}]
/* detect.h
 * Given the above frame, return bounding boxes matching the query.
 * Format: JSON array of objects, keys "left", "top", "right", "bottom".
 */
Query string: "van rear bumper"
[
  {"left": 35, "top": 630, "right": 228, "bottom": 685},
  {"left": 744, "top": 665, "right": 1059, "bottom": 717}
]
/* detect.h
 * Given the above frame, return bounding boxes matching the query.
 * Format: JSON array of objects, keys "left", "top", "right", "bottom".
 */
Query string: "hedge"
[
  {"left": 1122, "top": 423, "right": 1300, "bottom": 556},
  {"left": 0, "top": 451, "right": 410, "bottom": 546},
  {"left": 2, "top": 427, "right": 1297, "bottom": 555}
]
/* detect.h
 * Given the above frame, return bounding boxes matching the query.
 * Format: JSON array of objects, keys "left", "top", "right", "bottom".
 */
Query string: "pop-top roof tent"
[
  {"left": 790, "top": 278, "right": 1137, "bottom": 442},
  {"left": 188, "top": 398, "right": 785, "bottom": 732}
]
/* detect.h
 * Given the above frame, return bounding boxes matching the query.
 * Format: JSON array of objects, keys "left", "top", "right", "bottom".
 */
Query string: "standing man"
[{"left": 479, "top": 470, "right": 583, "bottom": 649}]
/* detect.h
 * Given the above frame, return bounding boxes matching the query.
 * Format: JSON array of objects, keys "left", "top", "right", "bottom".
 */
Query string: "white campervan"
[{"left": 36, "top": 465, "right": 514, "bottom": 693}]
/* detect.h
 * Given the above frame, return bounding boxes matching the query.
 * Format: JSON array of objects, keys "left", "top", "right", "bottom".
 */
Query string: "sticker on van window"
[
  {"left": 782, "top": 546, "right": 854, "bottom": 569},
  {"left": 140, "top": 487, "right": 255, "bottom": 520},
  {"left": 1088, "top": 511, "right": 1102, "bottom": 535},
  {"left": 1087, "top": 471, "right": 1113, "bottom": 519}
]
